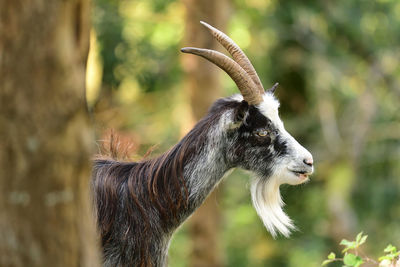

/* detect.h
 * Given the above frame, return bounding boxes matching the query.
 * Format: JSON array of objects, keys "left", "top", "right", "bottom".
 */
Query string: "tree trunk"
[
  {"left": 0, "top": 0, "right": 100, "bottom": 266},
  {"left": 182, "top": 0, "right": 229, "bottom": 266}
]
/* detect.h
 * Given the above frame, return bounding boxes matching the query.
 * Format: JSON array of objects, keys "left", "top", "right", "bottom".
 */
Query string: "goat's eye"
[{"left": 255, "top": 130, "right": 269, "bottom": 137}]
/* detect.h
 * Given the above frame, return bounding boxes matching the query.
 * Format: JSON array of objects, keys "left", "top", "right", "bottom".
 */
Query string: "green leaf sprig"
[{"left": 322, "top": 232, "right": 399, "bottom": 267}]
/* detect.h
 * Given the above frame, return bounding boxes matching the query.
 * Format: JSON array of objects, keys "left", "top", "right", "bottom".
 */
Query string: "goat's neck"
[
  {"left": 180, "top": 133, "right": 230, "bottom": 220},
  {"left": 146, "top": 132, "right": 230, "bottom": 266}
]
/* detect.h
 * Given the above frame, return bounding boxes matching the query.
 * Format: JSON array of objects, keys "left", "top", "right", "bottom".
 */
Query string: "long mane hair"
[{"left": 92, "top": 99, "right": 235, "bottom": 266}]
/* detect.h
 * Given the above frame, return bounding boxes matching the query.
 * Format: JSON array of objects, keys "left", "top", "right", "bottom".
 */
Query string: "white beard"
[{"left": 250, "top": 175, "right": 295, "bottom": 238}]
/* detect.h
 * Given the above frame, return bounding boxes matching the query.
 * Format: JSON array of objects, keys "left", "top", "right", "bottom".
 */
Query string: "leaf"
[
  {"left": 344, "top": 253, "right": 357, "bottom": 265},
  {"left": 341, "top": 239, "right": 357, "bottom": 252},
  {"left": 340, "top": 239, "right": 352, "bottom": 246},
  {"left": 354, "top": 259, "right": 363, "bottom": 267},
  {"left": 379, "top": 255, "right": 394, "bottom": 261},
  {"left": 343, "top": 253, "right": 363, "bottom": 267},
  {"left": 322, "top": 259, "right": 334, "bottom": 266},
  {"left": 359, "top": 235, "right": 368, "bottom": 246},
  {"left": 356, "top": 232, "right": 363, "bottom": 243},
  {"left": 353, "top": 232, "right": 367, "bottom": 248},
  {"left": 384, "top": 244, "right": 397, "bottom": 253},
  {"left": 322, "top": 252, "right": 337, "bottom": 266},
  {"left": 379, "top": 251, "right": 400, "bottom": 261}
]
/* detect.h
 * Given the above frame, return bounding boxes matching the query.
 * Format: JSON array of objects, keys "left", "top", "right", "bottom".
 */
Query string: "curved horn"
[
  {"left": 181, "top": 47, "right": 263, "bottom": 105},
  {"left": 200, "top": 21, "right": 265, "bottom": 94}
]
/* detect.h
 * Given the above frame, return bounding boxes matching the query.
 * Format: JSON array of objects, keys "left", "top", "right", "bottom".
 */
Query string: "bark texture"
[
  {"left": 182, "top": 0, "right": 230, "bottom": 266},
  {"left": 0, "top": 0, "right": 100, "bottom": 266}
]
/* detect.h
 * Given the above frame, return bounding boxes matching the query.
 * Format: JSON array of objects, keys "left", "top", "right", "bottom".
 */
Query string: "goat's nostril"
[{"left": 303, "top": 158, "right": 313, "bottom": 166}]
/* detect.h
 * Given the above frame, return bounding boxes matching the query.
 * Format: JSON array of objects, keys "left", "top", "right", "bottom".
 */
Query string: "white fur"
[
  {"left": 258, "top": 92, "right": 313, "bottom": 185},
  {"left": 251, "top": 175, "right": 295, "bottom": 238},
  {"left": 252, "top": 92, "right": 312, "bottom": 237},
  {"left": 186, "top": 112, "right": 233, "bottom": 202},
  {"left": 257, "top": 93, "right": 283, "bottom": 130},
  {"left": 188, "top": 93, "right": 312, "bottom": 238},
  {"left": 229, "top": 94, "right": 244, "bottom": 102}
]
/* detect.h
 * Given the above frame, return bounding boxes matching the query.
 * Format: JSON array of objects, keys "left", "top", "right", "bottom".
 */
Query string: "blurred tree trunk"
[
  {"left": 182, "top": 0, "right": 229, "bottom": 266},
  {"left": 0, "top": 0, "right": 100, "bottom": 266}
]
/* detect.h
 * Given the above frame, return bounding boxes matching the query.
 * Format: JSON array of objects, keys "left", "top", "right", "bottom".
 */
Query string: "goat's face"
[
  {"left": 226, "top": 93, "right": 313, "bottom": 184},
  {"left": 224, "top": 92, "right": 314, "bottom": 237},
  {"left": 182, "top": 21, "right": 313, "bottom": 237}
]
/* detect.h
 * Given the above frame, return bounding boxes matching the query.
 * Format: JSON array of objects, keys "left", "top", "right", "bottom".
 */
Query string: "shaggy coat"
[{"left": 92, "top": 93, "right": 313, "bottom": 266}]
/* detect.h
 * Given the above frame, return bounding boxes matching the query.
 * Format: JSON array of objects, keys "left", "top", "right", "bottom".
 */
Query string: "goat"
[{"left": 92, "top": 21, "right": 314, "bottom": 267}]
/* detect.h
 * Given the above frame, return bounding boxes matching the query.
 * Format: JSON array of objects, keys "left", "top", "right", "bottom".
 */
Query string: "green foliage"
[
  {"left": 379, "top": 245, "right": 400, "bottom": 262},
  {"left": 343, "top": 253, "right": 363, "bottom": 267},
  {"left": 91, "top": 0, "right": 400, "bottom": 266},
  {"left": 323, "top": 232, "right": 399, "bottom": 267},
  {"left": 341, "top": 232, "right": 368, "bottom": 253},
  {"left": 322, "top": 253, "right": 336, "bottom": 266},
  {"left": 93, "top": 0, "right": 182, "bottom": 93}
]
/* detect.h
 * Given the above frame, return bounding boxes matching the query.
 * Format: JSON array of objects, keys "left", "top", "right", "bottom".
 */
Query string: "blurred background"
[{"left": 87, "top": 0, "right": 400, "bottom": 266}]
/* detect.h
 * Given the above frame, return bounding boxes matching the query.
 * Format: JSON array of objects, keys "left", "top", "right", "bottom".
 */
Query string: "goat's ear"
[
  {"left": 229, "top": 100, "right": 249, "bottom": 129},
  {"left": 235, "top": 100, "right": 249, "bottom": 122}
]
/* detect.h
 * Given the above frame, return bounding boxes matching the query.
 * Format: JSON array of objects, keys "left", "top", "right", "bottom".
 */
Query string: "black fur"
[{"left": 92, "top": 96, "right": 292, "bottom": 266}]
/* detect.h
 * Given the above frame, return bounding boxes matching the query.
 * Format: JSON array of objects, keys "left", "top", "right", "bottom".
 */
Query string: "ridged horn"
[
  {"left": 200, "top": 21, "right": 265, "bottom": 94},
  {"left": 181, "top": 47, "right": 263, "bottom": 105}
]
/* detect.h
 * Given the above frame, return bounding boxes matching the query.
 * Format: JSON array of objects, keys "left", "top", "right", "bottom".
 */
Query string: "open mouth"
[{"left": 289, "top": 170, "right": 312, "bottom": 179}]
